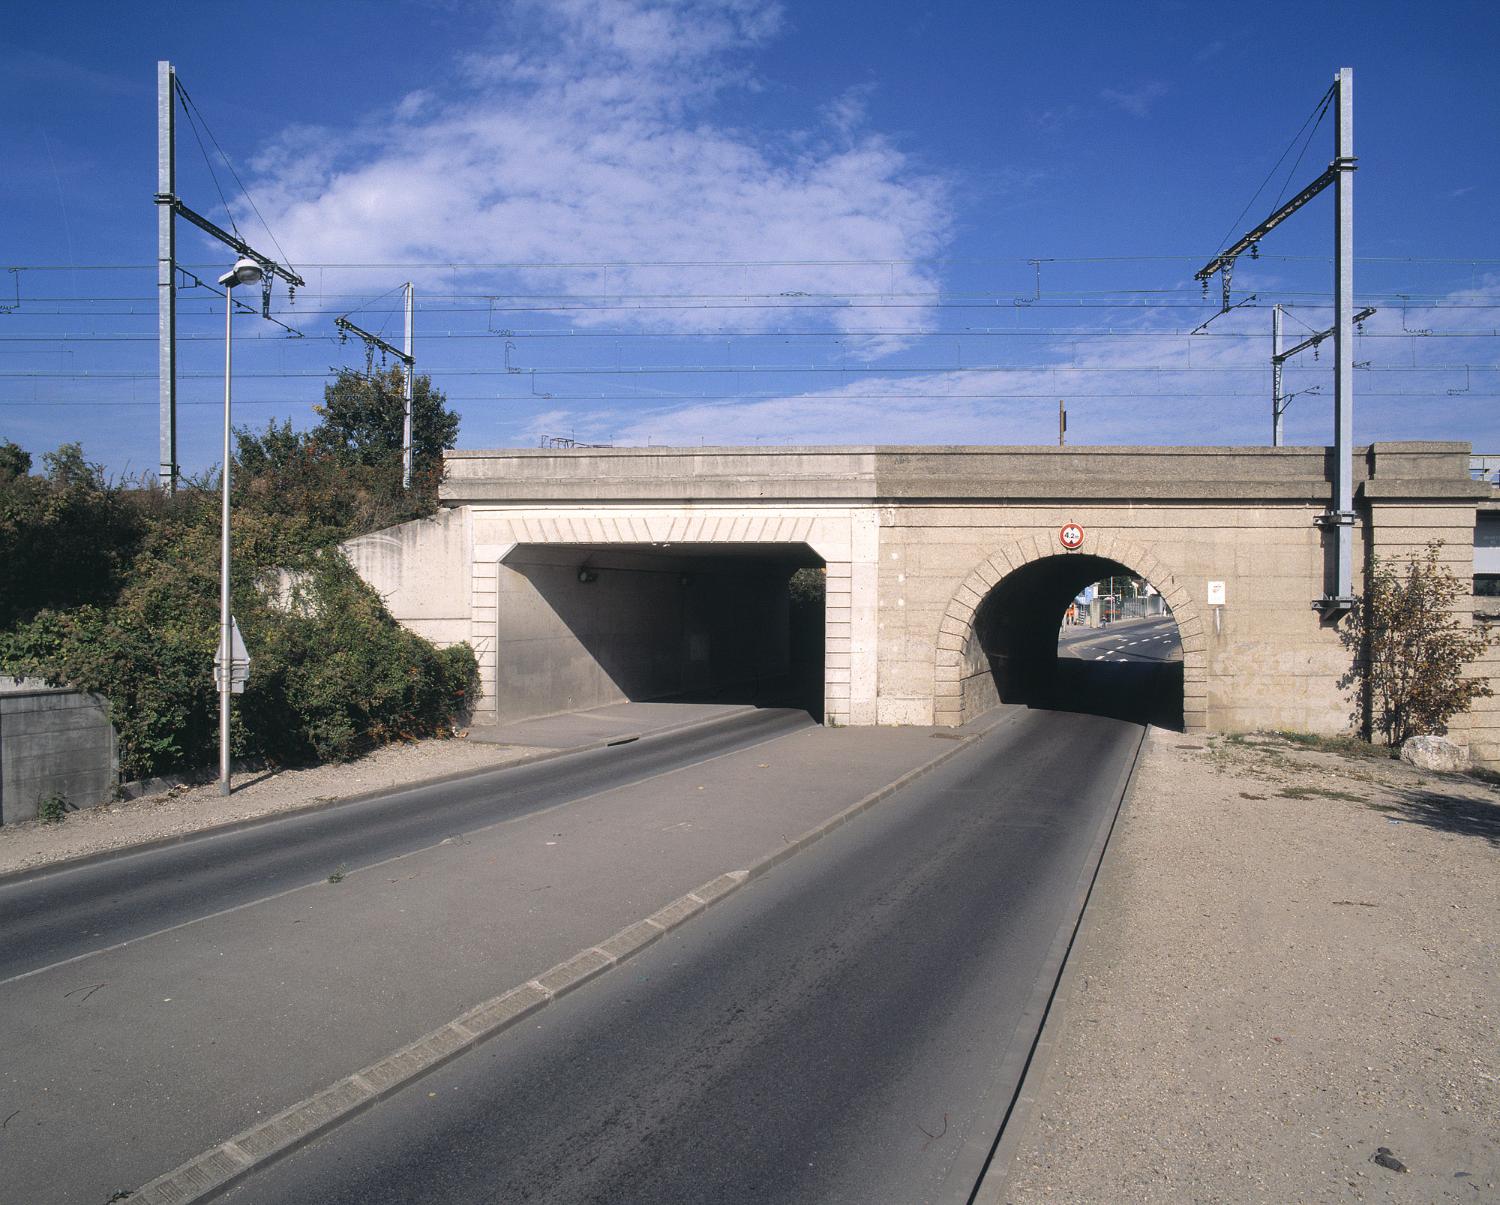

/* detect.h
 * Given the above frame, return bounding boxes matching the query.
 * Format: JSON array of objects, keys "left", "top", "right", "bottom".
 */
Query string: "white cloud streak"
[
  {"left": 250, "top": 0, "right": 948, "bottom": 338},
  {"left": 555, "top": 280, "right": 1500, "bottom": 449},
  {"left": 1099, "top": 81, "right": 1169, "bottom": 118}
]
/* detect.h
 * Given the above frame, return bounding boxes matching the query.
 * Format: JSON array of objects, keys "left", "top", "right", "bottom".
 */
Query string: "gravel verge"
[
  {"left": 0, "top": 736, "right": 545, "bottom": 878},
  {"left": 999, "top": 729, "right": 1498, "bottom": 1204}
]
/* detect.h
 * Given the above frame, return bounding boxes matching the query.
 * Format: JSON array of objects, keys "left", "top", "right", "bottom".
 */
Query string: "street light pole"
[
  {"left": 217, "top": 257, "right": 263, "bottom": 796},
  {"left": 220, "top": 276, "right": 233, "bottom": 794}
]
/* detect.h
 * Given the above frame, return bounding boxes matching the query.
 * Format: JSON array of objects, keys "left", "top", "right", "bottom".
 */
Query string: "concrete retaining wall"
[{"left": 0, "top": 686, "right": 118, "bottom": 825}]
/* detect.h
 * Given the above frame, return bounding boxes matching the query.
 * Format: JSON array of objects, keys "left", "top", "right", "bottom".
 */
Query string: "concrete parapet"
[{"left": 0, "top": 685, "right": 118, "bottom": 824}]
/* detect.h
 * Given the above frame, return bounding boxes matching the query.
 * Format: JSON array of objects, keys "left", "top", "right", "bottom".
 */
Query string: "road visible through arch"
[
  {"left": 1050, "top": 614, "right": 1185, "bottom": 728},
  {"left": 1058, "top": 614, "right": 1181, "bottom": 665}
]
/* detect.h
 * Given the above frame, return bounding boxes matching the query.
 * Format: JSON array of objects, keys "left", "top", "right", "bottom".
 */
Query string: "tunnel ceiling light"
[{"left": 577, "top": 568, "right": 598, "bottom": 584}]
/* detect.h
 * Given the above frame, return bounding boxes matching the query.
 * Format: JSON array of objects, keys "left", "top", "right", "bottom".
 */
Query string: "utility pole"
[
  {"left": 403, "top": 283, "right": 415, "bottom": 489},
  {"left": 1272, "top": 305, "right": 1284, "bottom": 447},
  {"left": 156, "top": 62, "right": 177, "bottom": 491},
  {"left": 154, "top": 61, "right": 304, "bottom": 492},
  {"left": 1272, "top": 302, "right": 1374, "bottom": 448},
  {"left": 335, "top": 284, "right": 417, "bottom": 488},
  {"left": 1058, "top": 399, "right": 1066, "bottom": 447},
  {"left": 1197, "top": 67, "right": 1358, "bottom": 616},
  {"left": 1330, "top": 65, "right": 1356, "bottom": 610}
]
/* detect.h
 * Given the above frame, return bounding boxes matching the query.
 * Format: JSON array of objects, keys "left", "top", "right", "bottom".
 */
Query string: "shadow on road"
[{"left": 1033, "top": 659, "right": 1184, "bottom": 730}]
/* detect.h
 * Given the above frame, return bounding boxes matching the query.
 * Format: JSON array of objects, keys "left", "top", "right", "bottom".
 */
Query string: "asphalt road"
[
  {"left": 1058, "top": 614, "right": 1181, "bottom": 663},
  {"left": 0, "top": 706, "right": 811, "bottom": 985},
  {"left": 220, "top": 702, "right": 1147, "bottom": 1205}
]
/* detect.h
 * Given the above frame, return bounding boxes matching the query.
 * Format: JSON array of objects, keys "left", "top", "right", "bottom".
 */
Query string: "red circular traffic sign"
[{"left": 1059, "top": 523, "right": 1084, "bottom": 550}]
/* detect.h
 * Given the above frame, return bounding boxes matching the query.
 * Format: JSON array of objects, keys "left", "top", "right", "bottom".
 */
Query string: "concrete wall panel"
[{"left": 1, "top": 688, "right": 117, "bottom": 825}]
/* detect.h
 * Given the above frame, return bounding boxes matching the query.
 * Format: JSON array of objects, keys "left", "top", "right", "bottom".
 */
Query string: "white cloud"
[
  {"left": 544, "top": 279, "right": 1500, "bottom": 449},
  {"left": 1100, "top": 81, "right": 1169, "bottom": 118},
  {"left": 249, "top": 0, "right": 948, "bottom": 339}
]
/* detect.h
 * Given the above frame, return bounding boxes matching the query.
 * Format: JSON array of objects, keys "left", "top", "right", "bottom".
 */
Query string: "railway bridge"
[{"left": 346, "top": 441, "right": 1497, "bottom": 765}]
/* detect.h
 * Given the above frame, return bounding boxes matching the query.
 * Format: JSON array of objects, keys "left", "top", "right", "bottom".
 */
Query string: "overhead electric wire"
[
  {"left": 7, "top": 253, "right": 1500, "bottom": 272},
  {"left": 1269, "top": 87, "right": 1337, "bottom": 213},
  {"left": 174, "top": 81, "right": 241, "bottom": 240},
  {"left": 3, "top": 389, "right": 1494, "bottom": 408},
  {"left": 175, "top": 78, "right": 298, "bottom": 274}
]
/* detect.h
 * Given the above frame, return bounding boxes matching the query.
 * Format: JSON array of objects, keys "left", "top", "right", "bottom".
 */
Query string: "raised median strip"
[{"left": 130, "top": 727, "right": 981, "bottom": 1205}]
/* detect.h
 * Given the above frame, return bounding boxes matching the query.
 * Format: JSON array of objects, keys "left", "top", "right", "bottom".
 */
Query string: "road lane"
[
  {"left": 0, "top": 707, "right": 811, "bottom": 984},
  {"left": 1058, "top": 614, "right": 1180, "bottom": 663},
  {"left": 220, "top": 706, "right": 1146, "bottom": 1205},
  {"left": 2, "top": 718, "right": 969, "bottom": 1205}
]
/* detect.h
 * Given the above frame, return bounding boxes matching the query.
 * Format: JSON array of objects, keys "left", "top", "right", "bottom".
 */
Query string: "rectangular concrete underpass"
[{"left": 490, "top": 543, "right": 826, "bottom": 725}]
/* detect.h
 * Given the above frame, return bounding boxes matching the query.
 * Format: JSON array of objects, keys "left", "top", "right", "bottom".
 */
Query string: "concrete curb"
[
  {"left": 968, "top": 723, "right": 1153, "bottom": 1205},
  {"left": 129, "top": 727, "right": 983, "bottom": 1205},
  {"left": 0, "top": 705, "right": 777, "bottom": 889}
]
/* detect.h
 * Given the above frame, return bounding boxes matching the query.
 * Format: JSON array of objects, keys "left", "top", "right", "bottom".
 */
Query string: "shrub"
[
  {"left": 1344, "top": 541, "right": 1493, "bottom": 747},
  {"left": 0, "top": 432, "right": 475, "bottom": 780},
  {"left": 0, "top": 441, "right": 145, "bottom": 628}
]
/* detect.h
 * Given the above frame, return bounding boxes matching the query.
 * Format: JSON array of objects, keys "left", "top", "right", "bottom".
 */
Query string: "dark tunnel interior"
[{"left": 970, "top": 554, "right": 1184, "bottom": 728}]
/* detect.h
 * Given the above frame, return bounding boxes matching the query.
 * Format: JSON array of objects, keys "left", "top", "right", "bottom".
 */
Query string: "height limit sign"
[{"left": 1059, "top": 523, "right": 1084, "bottom": 550}]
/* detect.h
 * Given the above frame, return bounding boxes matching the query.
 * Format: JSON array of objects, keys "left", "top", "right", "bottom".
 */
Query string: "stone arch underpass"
[
  {"left": 345, "top": 442, "right": 1497, "bottom": 767},
  {"left": 933, "top": 535, "right": 1208, "bottom": 732}
]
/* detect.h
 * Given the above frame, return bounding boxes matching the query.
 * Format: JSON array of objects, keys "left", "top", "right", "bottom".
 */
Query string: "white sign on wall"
[{"left": 1206, "top": 581, "right": 1226, "bottom": 606}]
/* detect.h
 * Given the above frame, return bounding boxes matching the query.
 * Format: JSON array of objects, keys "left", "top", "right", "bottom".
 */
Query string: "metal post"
[
  {"left": 402, "top": 282, "right": 414, "bottom": 489},
  {"left": 1332, "top": 66, "right": 1355, "bottom": 606},
  {"left": 1058, "top": 398, "right": 1066, "bottom": 447},
  {"left": 1272, "top": 304, "right": 1284, "bottom": 446},
  {"left": 156, "top": 61, "right": 177, "bottom": 492},
  {"left": 220, "top": 285, "right": 233, "bottom": 796}
]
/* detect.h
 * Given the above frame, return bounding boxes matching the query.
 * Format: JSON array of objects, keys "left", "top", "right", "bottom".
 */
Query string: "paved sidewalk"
[
  {"left": 2, "top": 721, "right": 964, "bottom": 1205},
  {"left": 466, "top": 700, "right": 756, "bottom": 748},
  {"left": 984, "top": 731, "right": 1499, "bottom": 1204}
]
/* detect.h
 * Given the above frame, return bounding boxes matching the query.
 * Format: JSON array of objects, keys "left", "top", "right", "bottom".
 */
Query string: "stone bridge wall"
[{"left": 344, "top": 442, "right": 1495, "bottom": 766}]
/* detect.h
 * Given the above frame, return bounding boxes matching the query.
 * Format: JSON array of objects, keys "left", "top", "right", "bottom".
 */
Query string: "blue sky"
[{"left": 3, "top": 0, "right": 1497, "bottom": 478}]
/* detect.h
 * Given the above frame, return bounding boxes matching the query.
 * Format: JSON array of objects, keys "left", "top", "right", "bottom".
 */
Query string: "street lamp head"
[{"left": 217, "top": 257, "right": 265, "bottom": 289}]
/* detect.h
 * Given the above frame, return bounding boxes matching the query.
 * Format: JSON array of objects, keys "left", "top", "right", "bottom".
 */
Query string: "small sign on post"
[
  {"left": 1206, "top": 581, "right": 1226, "bottom": 606},
  {"left": 213, "top": 616, "right": 252, "bottom": 694}
]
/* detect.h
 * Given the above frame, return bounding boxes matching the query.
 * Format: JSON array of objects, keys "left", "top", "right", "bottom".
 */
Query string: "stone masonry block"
[
  {"left": 236, "top": 1077, "right": 370, "bottom": 1160},
  {"left": 691, "top": 870, "right": 748, "bottom": 905},
  {"left": 536, "top": 948, "right": 612, "bottom": 996},
  {"left": 649, "top": 893, "right": 705, "bottom": 930},
  {"left": 455, "top": 981, "right": 551, "bottom": 1037}
]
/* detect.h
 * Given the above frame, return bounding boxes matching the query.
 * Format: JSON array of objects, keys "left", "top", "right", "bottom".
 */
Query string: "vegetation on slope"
[{"left": 0, "top": 369, "right": 476, "bottom": 780}]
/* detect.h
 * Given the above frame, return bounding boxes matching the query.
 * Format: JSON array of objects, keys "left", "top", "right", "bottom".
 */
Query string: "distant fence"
[{"left": 0, "top": 684, "right": 118, "bottom": 825}]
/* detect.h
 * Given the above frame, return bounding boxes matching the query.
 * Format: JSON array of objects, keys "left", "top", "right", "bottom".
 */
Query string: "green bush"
[
  {"left": 0, "top": 441, "right": 145, "bottom": 628},
  {"left": 236, "top": 554, "right": 477, "bottom": 766},
  {"left": 0, "top": 421, "right": 475, "bottom": 780}
]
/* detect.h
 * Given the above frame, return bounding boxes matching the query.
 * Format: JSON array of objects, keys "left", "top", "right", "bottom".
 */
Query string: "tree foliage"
[
  {"left": 0, "top": 441, "right": 145, "bottom": 629},
  {"left": 0, "top": 420, "right": 475, "bottom": 780},
  {"left": 314, "top": 366, "right": 458, "bottom": 474},
  {"left": 1345, "top": 541, "right": 1493, "bottom": 747}
]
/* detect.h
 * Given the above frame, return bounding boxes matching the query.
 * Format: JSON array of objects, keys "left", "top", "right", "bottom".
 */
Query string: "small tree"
[
  {"left": 312, "top": 367, "right": 459, "bottom": 479},
  {"left": 1346, "top": 540, "right": 1492, "bottom": 747}
]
